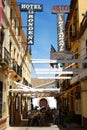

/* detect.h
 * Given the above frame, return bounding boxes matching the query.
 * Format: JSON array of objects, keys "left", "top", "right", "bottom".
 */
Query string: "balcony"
[
  {"left": 23, "top": 78, "right": 28, "bottom": 86},
  {"left": 70, "top": 34, "right": 77, "bottom": 42},
  {"left": 0, "top": 47, "right": 10, "bottom": 69},
  {"left": 61, "top": 79, "right": 70, "bottom": 91},
  {"left": 9, "top": 59, "right": 22, "bottom": 81}
]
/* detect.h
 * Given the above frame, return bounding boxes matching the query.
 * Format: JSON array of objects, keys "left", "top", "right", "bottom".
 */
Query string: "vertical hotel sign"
[
  {"left": 0, "top": 0, "right": 2, "bottom": 27},
  {"left": 52, "top": 6, "right": 70, "bottom": 52},
  {"left": 20, "top": 4, "right": 43, "bottom": 45}
]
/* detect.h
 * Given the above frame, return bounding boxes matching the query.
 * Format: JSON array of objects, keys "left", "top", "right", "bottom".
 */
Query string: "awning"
[{"left": 8, "top": 81, "right": 61, "bottom": 98}]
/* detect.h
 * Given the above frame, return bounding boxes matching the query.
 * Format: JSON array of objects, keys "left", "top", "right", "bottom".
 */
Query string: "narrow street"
[
  {"left": 1, "top": 0, "right": 87, "bottom": 130},
  {"left": 6, "top": 125, "right": 58, "bottom": 130},
  {"left": 6, "top": 124, "right": 86, "bottom": 130}
]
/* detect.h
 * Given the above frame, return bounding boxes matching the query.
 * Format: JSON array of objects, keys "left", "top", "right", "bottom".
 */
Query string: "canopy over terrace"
[{"left": 8, "top": 80, "right": 61, "bottom": 98}]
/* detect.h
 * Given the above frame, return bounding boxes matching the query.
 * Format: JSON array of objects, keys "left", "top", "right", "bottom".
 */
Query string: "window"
[
  {"left": 14, "top": 19, "right": 16, "bottom": 30},
  {"left": 0, "top": 30, "right": 4, "bottom": 43},
  {"left": 18, "top": 27, "right": 20, "bottom": 36},
  {"left": 0, "top": 31, "right": 4, "bottom": 60},
  {"left": 70, "top": 25, "right": 72, "bottom": 37},
  {"left": 73, "top": 8, "right": 78, "bottom": 38},
  {"left": 17, "top": 53, "right": 18, "bottom": 62},
  {"left": 86, "top": 40, "right": 87, "bottom": 55},
  {"left": 0, "top": 82, "right": 3, "bottom": 118},
  {"left": 9, "top": 41, "right": 12, "bottom": 64},
  {"left": 83, "top": 40, "right": 87, "bottom": 68},
  {"left": 2, "top": 0, "right": 5, "bottom": 7},
  {"left": 83, "top": 57, "right": 87, "bottom": 68},
  {"left": 10, "top": 8, "right": 12, "bottom": 25},
  {"left": 14, "top": 48, "right": 16, "bottom": 59},
  {"left": 15, "top": 94, "right": 18, "bottom": 110}
]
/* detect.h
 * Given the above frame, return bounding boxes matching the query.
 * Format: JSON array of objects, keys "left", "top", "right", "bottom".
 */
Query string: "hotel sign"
[
  {"left": 52, "top": 6, "right": 70, "bottom": 52},
  {"left": 52, "top": 6, "right": 70, "bottom": 13},
  {"left": 20, "top": 4, "right": 43, "bottom": 45},
  {"left": 58, "top": 13, "right": 65, "bottom": 51}
]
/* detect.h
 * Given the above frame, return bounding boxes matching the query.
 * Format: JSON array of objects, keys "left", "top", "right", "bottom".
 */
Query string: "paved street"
[
  {"left": 6, "top": 124, "right": 86, "bottom": 130},
  {"left": 6, "top": 125, "right": 59, "bottom": 130}
]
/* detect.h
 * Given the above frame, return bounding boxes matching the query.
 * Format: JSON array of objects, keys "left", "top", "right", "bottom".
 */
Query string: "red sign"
[
  {"left": 52, "top": 6, "right": 70, "bottom": 13},
  {"left": 0, "top": 7, "right": 2, "bottom": 27}
]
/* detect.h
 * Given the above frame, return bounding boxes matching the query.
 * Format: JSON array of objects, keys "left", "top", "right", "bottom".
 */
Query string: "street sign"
[{"left": 51, "top": 51, "right": 73, "bottom": 60}]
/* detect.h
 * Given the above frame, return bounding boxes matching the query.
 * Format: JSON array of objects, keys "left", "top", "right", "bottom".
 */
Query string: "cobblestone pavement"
[{"left": 6, "top": 124, "right": 86, "bottom": 130}]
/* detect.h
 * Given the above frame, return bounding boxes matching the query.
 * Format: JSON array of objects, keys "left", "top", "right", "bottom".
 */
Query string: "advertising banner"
[
  {"left": 52, "top": 6, "right": 70, "bottom": 52},
  {"left": 58, "top": 13, "right": 65, "bottom": 52},
  {"left": 52, "top": 6, "right": 70, "bottom": 13}
]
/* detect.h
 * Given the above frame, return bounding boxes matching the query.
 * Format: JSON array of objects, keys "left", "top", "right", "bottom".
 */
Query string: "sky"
[
  {"left": 17, "top": 0, "right": 71, "bottom": 108},
  {"left": 17, "top": 0, "right": 71, "bottom": 77}
]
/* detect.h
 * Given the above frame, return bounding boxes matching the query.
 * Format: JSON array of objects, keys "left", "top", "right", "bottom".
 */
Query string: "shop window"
[{"left": 0, "top": 81, "right": 3, "bottom": 118}]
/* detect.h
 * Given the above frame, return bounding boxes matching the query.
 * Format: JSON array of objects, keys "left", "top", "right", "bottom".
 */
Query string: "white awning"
[{"left": 8, "top": 81, "right": 61, "bottom": 97}]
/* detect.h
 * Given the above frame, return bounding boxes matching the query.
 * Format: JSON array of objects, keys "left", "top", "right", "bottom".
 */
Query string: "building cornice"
[{"left": 65, "top": 0, "right": 77, "bottom": 31}]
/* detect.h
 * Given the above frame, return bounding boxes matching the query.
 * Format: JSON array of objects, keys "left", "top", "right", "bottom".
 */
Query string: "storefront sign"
[
  {"left": 52, "top": 6, "right": 70, "bottom": 52},
  {"left": 58, "top": 13, "right": 65, "bottom": 51},
  {"left": 52, "top": 6, "right": 70, "bottom": 13},
  {"left": 27, "top": 10, "right": 34, "bottom": 45},
  {"left": 20, "top": 4, "right": 43, "bottom": 45},
  {"left": 20, "top": 4, "right": 42, "bottom": 11}
]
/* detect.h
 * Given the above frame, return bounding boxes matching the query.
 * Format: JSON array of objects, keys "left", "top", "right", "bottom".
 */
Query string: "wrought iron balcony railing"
[
  {"left": 0, "top": 46, "right": 10, "bottom": 66},
  {"left": 11, "top": 59, "right": 22, "bottom": 78},
  {"left": 23, "top": 77, "right": 28, "bottom": 86},
  {"left": 61, "top": 79, "right": 70, "bottom": 90},
  {"left": 17, "top": 64, "right": 22, "bottom": 77},
  {"left": 4, "top": 47, "right": 10, "bottom": 65}
]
